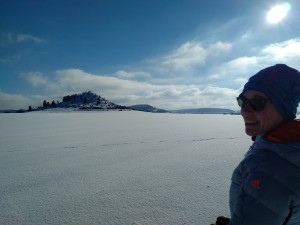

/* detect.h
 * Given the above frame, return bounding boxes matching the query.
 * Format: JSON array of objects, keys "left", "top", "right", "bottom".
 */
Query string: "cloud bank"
[
  {"left": 18, "top": 68, "right": 239, "bottom": 110},
  {"left": 1, "top": 34, "right": 300, "bottom": 110}
]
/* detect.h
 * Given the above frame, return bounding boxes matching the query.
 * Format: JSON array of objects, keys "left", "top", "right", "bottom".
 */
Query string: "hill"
[
  {"left": 35, "top": 91, "right": 129, "bottom": 111},
  {"left": 128, "top": 104, "right": 168, "bottom": 113},
  {"left": 171, "top": 108, "right": 237, "bottom": 114}
]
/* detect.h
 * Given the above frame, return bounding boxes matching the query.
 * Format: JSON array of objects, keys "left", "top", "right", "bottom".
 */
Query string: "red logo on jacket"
[{"left": 250, "top": 180, "right": 261, "bottom": 189}]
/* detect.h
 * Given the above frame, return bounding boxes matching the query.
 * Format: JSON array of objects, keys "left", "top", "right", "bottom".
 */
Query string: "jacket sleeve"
[{"left": 229, "top": 154, "right": 292, "bottom": 225}]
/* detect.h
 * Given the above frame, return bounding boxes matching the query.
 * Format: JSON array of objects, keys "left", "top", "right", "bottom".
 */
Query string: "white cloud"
[
  {"left": 0, "top": 32, "right": 45, "bottom": 64},
  {"left": 155, "top": 40, "right": 232, "bottom": 73},
  {"left": 206, "top": 38, "right": 300, "bottom": 84},
  {"left": 16, "top": 34, "right": 44, "bottom": 44},
  {"left": 0, "top": 91, "right": 42, "bottom": 110},
  {"left": 262, "top": 39, "right": 300, "bottom": 62},
  {"left": 222, "top": 56, "right": 261, "bottom": 75},
  {"left": 16, "top": 68, "right": 241, "bottom": 110},
  {"left": 161, "top": 41, "right": 207, "bottom": 71},
  {"left": 233, "top": 77, "right": 248, "bottom": 83},
  {"left": 199, "top": 86, "right": 239, "bottom": 108},
  {"left": 115, "top": 70, "right": 152, "bottom": 79},
  {"left": 0, "top": 54, "right": 23, "bottom": 64},
  {"left": 1, "top": 32, "right": 44, "bottom": 46},
  {"left": 21, "top": 71, "right": 49, "bottom": 86},
  {"left": 52, "top": 69, "right": 140, "bottom": 93},
  {"left": 207, "top": 56, "right": 262, "bottom": 82},
  {"left": 207, "top": 41, "right": 232, "bottom": 57}
]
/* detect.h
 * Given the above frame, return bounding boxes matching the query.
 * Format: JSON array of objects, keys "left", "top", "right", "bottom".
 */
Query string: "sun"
[{"left": 266, "top": 2, "right": 291, "bottom": 24}]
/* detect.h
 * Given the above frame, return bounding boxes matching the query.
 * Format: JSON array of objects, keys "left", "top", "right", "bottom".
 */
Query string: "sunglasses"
[{"left": 236, "top": 95, "right": 272, "bottom": 111}]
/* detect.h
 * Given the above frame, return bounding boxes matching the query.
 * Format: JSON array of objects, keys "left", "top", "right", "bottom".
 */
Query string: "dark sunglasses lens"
[
  {"left": 249, "top": 99, "right": 265, "bottom": 111},
  {"left": 236, "top": 97, "right": 266, "bottom": 111}
]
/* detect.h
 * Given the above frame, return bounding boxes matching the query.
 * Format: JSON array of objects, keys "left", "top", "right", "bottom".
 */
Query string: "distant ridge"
[
  {"left": 128, "top": 104, "right": 168, "bottom": 113},
  {"left": 128, "top": 105, "right": 237, "bottom": 114},
  {"left": 171, "top": 108, "right": 237, "bottom": 114}
]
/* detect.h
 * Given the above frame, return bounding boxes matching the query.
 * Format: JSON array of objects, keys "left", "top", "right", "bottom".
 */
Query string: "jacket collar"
[{"left": 265, "top": 119, "right": 300, "bottom": 143}]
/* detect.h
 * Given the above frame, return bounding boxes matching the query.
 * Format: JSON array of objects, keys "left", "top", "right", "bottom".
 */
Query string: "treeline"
[
  {"left": 62, "top": 92, "right": 106, "bottom": 105},
  {"left": 27, "top": 100, "right": 58, "bottom": 112},
  {"left": 43, "top": 100, "right": 58, "bottom": 108}
]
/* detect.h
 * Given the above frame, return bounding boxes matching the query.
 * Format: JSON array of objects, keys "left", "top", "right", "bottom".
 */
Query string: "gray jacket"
[{"left": 229, "top": 135, "right": 300, "bottom": 225}]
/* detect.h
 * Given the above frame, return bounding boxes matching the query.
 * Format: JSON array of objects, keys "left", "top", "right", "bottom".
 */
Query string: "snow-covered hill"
[
  {"left": 38, "top": 91, "right": 129, "bottom": 111},
  {"left": 128, "top": 104, "right": 168, "bottom": 113}
]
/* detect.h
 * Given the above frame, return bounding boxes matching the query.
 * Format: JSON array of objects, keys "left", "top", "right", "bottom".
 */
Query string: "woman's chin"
[{"left": 245, "top": 126, "right": 260, "bottom": 137}]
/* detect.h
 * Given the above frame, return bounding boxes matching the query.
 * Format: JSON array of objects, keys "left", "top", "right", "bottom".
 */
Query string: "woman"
[{"left": 213, "top": 64, "right": 300, "bottom": 225}]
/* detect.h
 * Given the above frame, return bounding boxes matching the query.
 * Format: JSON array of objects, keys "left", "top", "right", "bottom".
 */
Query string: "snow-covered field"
[{"left": 0, "top": 111, "right": 252, "bottom": 225}]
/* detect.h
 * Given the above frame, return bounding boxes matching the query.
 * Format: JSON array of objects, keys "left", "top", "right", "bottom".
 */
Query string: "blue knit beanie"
[{"left": 242, "top": 64, "right": 300, "bottom": 121}]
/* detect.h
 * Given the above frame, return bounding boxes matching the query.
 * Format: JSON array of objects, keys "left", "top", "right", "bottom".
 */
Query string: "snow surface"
[{"left": 0, "top": 111, "right": 252, "bottom": 225}]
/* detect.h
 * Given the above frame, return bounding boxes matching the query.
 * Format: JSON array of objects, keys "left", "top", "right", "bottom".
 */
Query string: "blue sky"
[{"left": 1, "top": 0, "right": 300, "bottom": 110}]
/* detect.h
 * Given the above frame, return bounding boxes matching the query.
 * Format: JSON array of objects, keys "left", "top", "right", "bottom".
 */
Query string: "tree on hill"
[
  {"left": 97, "top": 97, "right": 101, "bottom": 105},
  {"left": 43, "top": 100, "right": 48, "bottom": 108},
  {"left": 42, "top": 100, "right": 53, "bottom": 109},
  {"left": 62, "top": 95, "right": 72, "bottom": 103},
  {"left": 51, "top": 100, "right": 57, "bottom": 108},
  {"left": 83, "top": 97, "right": 88, "bottom": 104}
]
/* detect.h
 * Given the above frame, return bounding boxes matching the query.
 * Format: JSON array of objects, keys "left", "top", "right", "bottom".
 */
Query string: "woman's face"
[{"left": 241, "top": 90, "right": 283, "bottom": 136}]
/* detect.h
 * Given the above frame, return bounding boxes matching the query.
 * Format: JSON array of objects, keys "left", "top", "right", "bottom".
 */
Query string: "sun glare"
[{"left": 266, "top": 2, "right": 291, "bottom": 24}]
